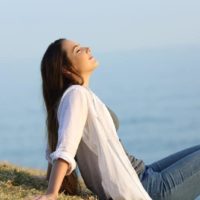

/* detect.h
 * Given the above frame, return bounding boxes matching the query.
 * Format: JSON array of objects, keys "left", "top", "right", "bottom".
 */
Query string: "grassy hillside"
[{"left": 0, "top": 161, "right": 98, "bottom": 200}]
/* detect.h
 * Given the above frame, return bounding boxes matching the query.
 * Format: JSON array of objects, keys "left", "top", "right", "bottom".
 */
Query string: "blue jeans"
[{"left": 138, "top": 144, "right": 200, "bottom": 200}]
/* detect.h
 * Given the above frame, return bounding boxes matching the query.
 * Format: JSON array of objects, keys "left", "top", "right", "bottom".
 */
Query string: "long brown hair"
[{"left": 40, "top": 38, "right": 84, "bottom": 195}]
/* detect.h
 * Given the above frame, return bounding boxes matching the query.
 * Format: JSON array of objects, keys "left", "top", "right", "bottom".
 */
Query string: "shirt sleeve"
[{"left": 49, "top": 87, "right": 88, "bottom": 175}]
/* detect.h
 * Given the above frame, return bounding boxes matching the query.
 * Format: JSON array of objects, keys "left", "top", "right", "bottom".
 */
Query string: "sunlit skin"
[
  {"left": 30, "top": 40, "right": 99, "bottom": 200},
  {"left": 61, "top": 39, "right": 99, "bottom": 87}
]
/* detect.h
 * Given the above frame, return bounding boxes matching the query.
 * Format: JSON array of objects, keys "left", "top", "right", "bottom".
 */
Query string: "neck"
[{"left": 82, "top": 72, "right": 91, "bottom": 88}]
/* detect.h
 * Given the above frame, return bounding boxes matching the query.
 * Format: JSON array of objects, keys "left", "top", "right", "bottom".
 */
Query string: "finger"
[
  {"left": 24, "top": 195, "right": 40, "bottom": 200},
  {"left": 33, "top": 195, "right": 42, "bottom": 200}
]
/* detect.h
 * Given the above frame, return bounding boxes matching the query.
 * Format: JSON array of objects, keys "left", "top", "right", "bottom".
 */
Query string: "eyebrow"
[{"left": 72, "top": 44, "right": 80, "bottom": 53}]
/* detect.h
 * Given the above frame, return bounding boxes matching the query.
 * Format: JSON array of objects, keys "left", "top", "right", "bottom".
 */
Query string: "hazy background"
[{"left": 0, "top": 1, "right": 200, "bottom": 198}]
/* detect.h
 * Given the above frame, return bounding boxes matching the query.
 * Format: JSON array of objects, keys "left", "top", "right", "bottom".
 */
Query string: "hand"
[{"left": 26, "top": 193, "right": 58, "bottom": 200}]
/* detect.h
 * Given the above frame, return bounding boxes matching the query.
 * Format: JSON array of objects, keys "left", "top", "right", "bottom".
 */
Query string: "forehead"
[{"left": 62, "top": 39, "right": 78, "bottom": 53}]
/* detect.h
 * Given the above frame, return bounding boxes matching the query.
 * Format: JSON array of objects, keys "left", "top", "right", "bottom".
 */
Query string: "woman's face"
[{"left": 62, "top": 39, "right": 99, "bottom": 74}]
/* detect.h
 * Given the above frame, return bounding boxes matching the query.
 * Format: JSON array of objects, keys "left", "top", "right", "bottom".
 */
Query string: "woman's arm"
[
  {"left": 45, "top": 158, "right": 70, "bottom": 197},
  {"left": 35, "top": 87, "right": 88, "bottom": 200}
]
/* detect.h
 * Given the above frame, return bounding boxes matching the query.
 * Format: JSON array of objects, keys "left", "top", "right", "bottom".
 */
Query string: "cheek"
[{"left": 75, "top": 55, "right": 92, "bottom": 70}]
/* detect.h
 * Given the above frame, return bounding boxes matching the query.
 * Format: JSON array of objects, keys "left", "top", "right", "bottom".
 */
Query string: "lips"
[{"left": 89, "top": 55, "right": 93, "bottom": 60}]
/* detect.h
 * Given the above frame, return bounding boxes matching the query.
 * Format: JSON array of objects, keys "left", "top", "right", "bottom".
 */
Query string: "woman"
[{"left": 32, "top": 38, "right": 200, "bottom": 200}]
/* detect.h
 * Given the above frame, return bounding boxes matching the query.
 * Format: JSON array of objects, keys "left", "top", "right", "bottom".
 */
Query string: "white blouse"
[{"left": 45, "top": 84, "right": 152, "bottom": 200}]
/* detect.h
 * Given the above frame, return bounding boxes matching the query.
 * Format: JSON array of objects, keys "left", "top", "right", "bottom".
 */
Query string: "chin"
[{"left": 94, "top": 60, "right": 99, "bottom": 67}]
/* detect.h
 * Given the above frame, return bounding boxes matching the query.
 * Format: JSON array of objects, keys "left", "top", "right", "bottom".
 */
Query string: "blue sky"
[
  {"left": 0, "top": 0, "right": 200, "bottom": 60},
  {"left": 0, "top": 1, "right": 200, "bottom": 170}
]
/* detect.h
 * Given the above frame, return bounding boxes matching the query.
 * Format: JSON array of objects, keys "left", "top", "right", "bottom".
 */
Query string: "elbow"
[{"left": 57, "top": 158, "right": 72, "bottom": 175}]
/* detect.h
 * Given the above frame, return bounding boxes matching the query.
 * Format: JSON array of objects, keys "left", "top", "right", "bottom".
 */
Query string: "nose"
[{"left": 86, "top": 47, "right": 91, "bottom": 53}]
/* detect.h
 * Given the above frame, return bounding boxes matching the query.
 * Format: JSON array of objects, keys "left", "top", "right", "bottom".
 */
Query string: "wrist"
[{"left": 45, "top": 191, "right": 58, "bottom": 199}]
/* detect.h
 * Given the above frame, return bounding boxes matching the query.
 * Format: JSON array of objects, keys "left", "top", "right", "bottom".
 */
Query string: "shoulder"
[
  {"left": 61, "top": 85, "right": 90, "bottom": 103},
  {"left": 57, "top": 85, "right": 90, "bottom": 116},
  {"left": 63, "top": 84, "right": 87, "bottom": 94},
  {"left": 65, "top": 84, "right": 88, "bottom": 93}
]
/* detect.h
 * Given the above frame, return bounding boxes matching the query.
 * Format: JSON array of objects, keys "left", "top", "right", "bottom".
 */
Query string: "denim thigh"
[{"left": 139, "top": 147, "right": 200, "bottom": 200}]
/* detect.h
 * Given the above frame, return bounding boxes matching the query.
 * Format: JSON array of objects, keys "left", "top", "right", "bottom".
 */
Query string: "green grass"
[{"left": 0, "top": 161, "right": 98, "bottom": 200}]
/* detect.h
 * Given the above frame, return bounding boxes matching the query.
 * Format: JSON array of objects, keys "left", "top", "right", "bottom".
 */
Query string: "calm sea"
[{"left": 0, "top": 45, "right": 200, "bottom": 198}]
